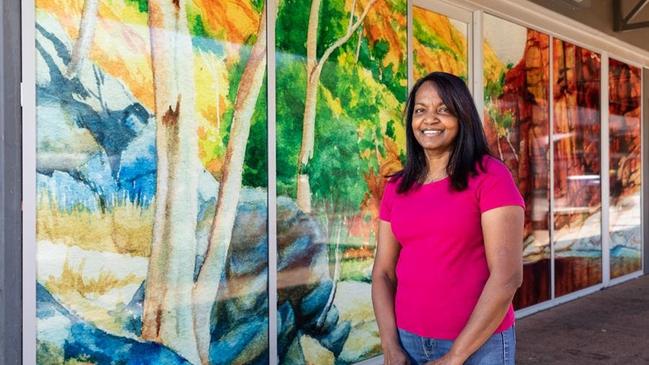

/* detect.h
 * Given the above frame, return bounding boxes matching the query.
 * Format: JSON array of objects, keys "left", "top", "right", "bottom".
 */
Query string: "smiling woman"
[
  {"left": 411, "top": 82, "right": 459, "bottom": 167},
  {"left": 394, "top": 72, "right": 493, "bottom": 193},
  {"left": 372, "top": 71, "right": 525, "bottom": 365}
]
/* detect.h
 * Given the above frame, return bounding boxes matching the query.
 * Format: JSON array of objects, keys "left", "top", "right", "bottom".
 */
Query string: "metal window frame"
[
  {"left": 267, "top": 0, "right": 278, "bottom": 362},
  {"left": 22, "top": 0, "right": 37, "bottom": 361},
  {"left": 644, "top": 67, "right": 649, "bottom": 275},
  {"left": 2, "top": 0, "right": 23, "bottom": 364},
  {"left": 602, "top": 53, "right": 611, "bottom": 286}
]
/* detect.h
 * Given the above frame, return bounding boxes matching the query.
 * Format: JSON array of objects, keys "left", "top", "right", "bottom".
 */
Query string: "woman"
[{"left": 371, "top": 72, "right": 524, "bottom": 365}]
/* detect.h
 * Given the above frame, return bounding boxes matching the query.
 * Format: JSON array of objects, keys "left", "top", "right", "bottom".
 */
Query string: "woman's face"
[{"left": 411, "top": 81, "right": 459, "bottom": 156}]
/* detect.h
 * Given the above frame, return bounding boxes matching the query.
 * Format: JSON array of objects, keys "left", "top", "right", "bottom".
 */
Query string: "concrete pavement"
[{"left": 516, "top": 274, "right": 649, "bottom": 364}]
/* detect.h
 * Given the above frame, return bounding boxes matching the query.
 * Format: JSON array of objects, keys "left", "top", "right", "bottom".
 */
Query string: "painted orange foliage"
[
  {"left": 351, "top": 136, "right": 403, "bottom": 245},
  {"left": 413, "top": 7, "right": 467, "bottom": 79},
  {"left": 357, "top": 0, "right": 405, "bottom": 71},
  {"left": 343, "top": 245, "right": 374, "bottom": 260},
  {"left": 192, "top": 0, "right": 259, "bottom": 44}
]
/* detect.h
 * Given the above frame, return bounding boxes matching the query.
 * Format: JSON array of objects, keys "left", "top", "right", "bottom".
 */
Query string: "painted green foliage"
[
  {"left": 276, "top": 0, "right": 406, "bottom": 212},
  {"left": 125, "top": 0, "right": 148, "bottom": 12},
  {"left": 190, "top": 8, "right": 268, "bottom": 188},
  {"left": 413, "top": 19, "right": 456, "bottom": 57}
]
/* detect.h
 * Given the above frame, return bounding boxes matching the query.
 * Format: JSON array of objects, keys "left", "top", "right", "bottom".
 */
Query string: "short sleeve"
[
  {"left": 477, "top": 159, "right": 525, "bottom": 213},
  {"left": 379, "top": 179, "right": 398, "bottom": 221}
]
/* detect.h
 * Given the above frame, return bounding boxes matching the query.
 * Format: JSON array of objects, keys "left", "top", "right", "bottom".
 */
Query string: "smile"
[{"left": 421, "top": 129, "right": 443, "bottom": 136}]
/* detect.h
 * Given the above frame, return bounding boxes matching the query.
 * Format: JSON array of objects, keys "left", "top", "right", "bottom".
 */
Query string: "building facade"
[{"left": 2, "top": 0, "right": 648, "bottom": 364}]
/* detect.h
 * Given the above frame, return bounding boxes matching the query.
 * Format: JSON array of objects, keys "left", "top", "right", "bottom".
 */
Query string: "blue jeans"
[{"left": 397, "top": 326, "right": 516, "bottom": 365}]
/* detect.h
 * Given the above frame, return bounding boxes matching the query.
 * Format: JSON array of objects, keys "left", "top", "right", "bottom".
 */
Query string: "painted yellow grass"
[
  {"left": 46, "top": 259, "right": 142, "bottom": 297},
  {"left": 37, "top": 196, "right": 153, "bottom": 257},
  {"left": 43, "top": 256, "right": 146, "bottom": 335}
]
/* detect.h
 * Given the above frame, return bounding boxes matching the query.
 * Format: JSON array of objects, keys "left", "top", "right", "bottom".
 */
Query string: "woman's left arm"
[{"left": 428, "top": 205, "right": 524, "bottom": 365}]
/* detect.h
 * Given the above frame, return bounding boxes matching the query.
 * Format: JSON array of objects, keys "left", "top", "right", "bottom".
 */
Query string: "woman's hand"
[
  {"left": 383, "top": 345, "right": 410, "bottom": 365},
  {"left": 424, "top": 353, "right": 463, "bottom": 365}
]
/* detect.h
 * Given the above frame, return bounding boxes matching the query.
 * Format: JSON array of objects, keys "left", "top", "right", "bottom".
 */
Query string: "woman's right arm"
[{"left": 372, "top": 219, "right": 409, "bottom": 365}]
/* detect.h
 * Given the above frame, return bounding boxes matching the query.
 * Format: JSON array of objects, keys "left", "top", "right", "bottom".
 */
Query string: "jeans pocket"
[{"left": 397, "top": 328, "right": 429, "bottom": 365}]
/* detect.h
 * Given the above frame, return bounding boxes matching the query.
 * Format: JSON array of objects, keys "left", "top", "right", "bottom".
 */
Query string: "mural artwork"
[
  {"left": 609, "top": 58, "right": 642, "bottom": 278},
  {"left": 276, "top": 0, "right": 407, "bottom": 362},
  {"left": 29, "top": 0, "right": 644, "bottom": 363},
  {"left": 482, "top": 14, "right": 551, "bottom": 308},
  {"left": 36, "top": 0, "right": 269, "bottom": 363},
  {"left": 552, "top": 38, "right": 602, "bottom": 296},
  {"left": 412, "top": 5, "right": 468, "bottom": 82}
]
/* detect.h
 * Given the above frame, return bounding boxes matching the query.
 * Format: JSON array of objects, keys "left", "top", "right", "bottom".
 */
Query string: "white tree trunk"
[
  {"left": 296, "top": 0, "right": 377, "bottom": 213},
  {"left": 141, "top": 1, "right": 201, "bottom": 363},
  {"left": 66, "top": 0, "right": 99, "bottom": 78},
  {"left": 296, "top": 76, "right": 319, "bottom": 213},
  {"left": 192, "top": 4, "right": 269, "bottom": 364}
]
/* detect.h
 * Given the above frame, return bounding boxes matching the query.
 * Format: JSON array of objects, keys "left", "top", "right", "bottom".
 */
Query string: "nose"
[{"left": 422, "top": 110, "right": 441, "bottom": 124}]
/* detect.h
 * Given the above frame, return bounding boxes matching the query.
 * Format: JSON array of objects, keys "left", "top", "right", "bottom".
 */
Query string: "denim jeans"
[{"left": 397, "top": 326, "right": 516, "bottom": 365}]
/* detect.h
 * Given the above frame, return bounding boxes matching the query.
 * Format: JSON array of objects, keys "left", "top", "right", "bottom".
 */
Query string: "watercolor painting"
[
  {"left": 275, "top": 0, "right": 407, "bottom": 362},
  {"left": 32, "top": 0, "right": 640, "bottom": 363},
  {"left": 609, "top": 58, "right": 642, "bottom": 278},
  {"left": 35, "top": 0, "right": 269, "bottom": 363},
  {"left": 412, "top": 6, "right": 468, "bottom": 82},
  {"left": 482, "top": 14, "right": 551, "bottom": 308}
]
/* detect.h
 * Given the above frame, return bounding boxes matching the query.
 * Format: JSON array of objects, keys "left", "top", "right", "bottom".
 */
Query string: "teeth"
[{"left": 422, "top": 130, "right": 442, "bottom": 136}]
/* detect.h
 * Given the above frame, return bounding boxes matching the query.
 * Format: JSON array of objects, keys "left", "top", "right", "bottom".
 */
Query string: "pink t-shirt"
[{"left": 379, "top": 156, "right": 524, "bottom": 339}]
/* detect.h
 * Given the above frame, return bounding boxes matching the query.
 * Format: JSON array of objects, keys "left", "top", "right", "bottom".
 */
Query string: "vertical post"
[
  {"left": 549, "top": 37, "right": 556, "bottom": 300},
  {"left": 267, "top": 0, "right": 278, "bottom": 362},
  {"left": 613, "top": 0, "right": 622, "bottom": 32},
  {"left": 22, "top": 0, "right": 38, "bottom": 362},
  {"left": 2, "top": 0, "right": 24, "bottom": 363},
  {"left": 640, "top": 68, "right": 649, "bottom": 274},
  {"left": 601, "top": 53, "right": 610, "bottom": 286}
]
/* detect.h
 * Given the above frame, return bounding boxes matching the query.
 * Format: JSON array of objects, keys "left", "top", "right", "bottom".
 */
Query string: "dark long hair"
[{"left": 393, "top": 72, "right": 492, "bottom": 193}]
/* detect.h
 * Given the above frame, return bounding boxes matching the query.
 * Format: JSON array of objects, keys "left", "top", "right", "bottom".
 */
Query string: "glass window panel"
[
  {"left": 483, "top": 14, "right": 551, "bottom": 309},
  {"left": 552, "top": 38, "right": 602, "bottom": 296},
  {"left": 413, "top": 5, "right": 468, "bottom": 82},
  {"left": 276, "top": 0, "right": 407, "bottom": 363},
  {"left": 609, "top": 58, "right": 642, "bottom": 278},
  {"left": 35, "top": 0, "right": 268, "bottom": 363}
]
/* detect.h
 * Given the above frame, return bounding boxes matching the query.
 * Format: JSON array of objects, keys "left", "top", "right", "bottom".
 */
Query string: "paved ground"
[{"left": 516, "top": 274, "right": 649, "bottom": 364}]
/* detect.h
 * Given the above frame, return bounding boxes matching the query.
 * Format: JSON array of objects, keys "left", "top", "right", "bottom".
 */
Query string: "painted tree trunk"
[
  {"left": 295, "top": 0, "right": 321, "bottom": 214},
  {"left": 66, "top": 0, "right": 98, "bottom": 78},
  {"left": 192, "top": 4, "right": 268, "bottom": 364},
  {"left": 296, "top": 76, "right": 319, "bottom": 213},
  {"left": 296, "top": 0, "right": 377, "bottom": 213},
  {"left": 141, "top": 0, "right": 201, "bottom": 364}
]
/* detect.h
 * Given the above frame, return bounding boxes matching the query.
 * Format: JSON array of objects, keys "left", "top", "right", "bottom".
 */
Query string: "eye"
[
  {"left": 437, "top": 105, "right": 450, "bottom": 114},
  {"left": 414, "top": 107, "right": 425, "bottom": 114}
]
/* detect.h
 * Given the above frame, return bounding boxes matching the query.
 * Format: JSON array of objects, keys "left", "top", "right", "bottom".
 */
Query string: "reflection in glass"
[
  {"left": 552, "top": 39, "right": 602, "bottom": 296},
  {"left": 483, "top": 14, "right": 551, "bottom": 308},
  {"left": 609, "top": 58, "right": 642, "bottom": 278},
  {"left": 412, "top": 6, "right": 468, "bottom": 82}
]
